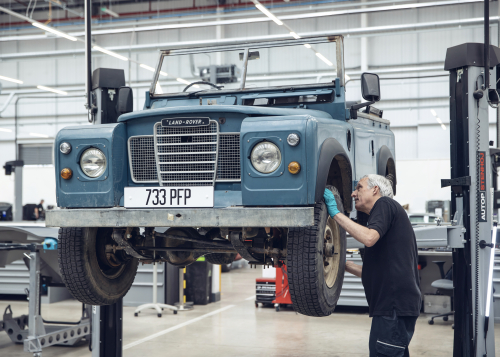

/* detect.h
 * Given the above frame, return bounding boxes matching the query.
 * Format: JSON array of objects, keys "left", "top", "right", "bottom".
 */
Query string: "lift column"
[{"left": 444, "top": 43, "right": 499, "bottom": 356}]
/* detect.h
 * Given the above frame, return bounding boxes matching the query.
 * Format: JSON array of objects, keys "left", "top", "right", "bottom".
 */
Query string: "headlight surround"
[
  {"left": 250, "top": 141, "right": 282, "bottom": 174},
  {"left": 80, "top": 148, "right": 107, "bottom": 178}
]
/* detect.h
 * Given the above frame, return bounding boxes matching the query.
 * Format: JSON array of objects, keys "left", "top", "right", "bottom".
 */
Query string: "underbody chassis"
[
  {"left": 46, "top": 206, "right": 314, "bottom": 265},
  {"left": 47, "top": 193, "right": 346, "bottom": 318}
]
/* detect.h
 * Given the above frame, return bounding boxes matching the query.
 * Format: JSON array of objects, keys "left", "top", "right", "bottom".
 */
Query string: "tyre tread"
[
  {"left": 286, "top": 187, "right": 346, "bottom": 317},
  {"left": 58, "top": 227, "right": 138, "bottom": 305}
]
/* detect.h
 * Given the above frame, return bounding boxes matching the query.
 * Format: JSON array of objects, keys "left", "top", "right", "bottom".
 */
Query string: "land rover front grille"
[
  {"left": 129, "top": 136, "right": 157, "bottom": 182},
  {"left": 128, "top": 121, "right": 241, "bottom": 185}
]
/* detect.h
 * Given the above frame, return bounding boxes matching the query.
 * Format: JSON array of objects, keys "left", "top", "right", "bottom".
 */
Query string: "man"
[
  {"left": 34, "top": 199, "right": 44, "bottom": 220},
  {"left": 324, "top": 174, "right": 421, "bottom": 357}
]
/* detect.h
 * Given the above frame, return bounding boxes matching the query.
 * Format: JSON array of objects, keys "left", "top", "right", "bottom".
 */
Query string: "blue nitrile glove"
[{"left": 323, "top": 189, "right": 340, "bottom": 217}]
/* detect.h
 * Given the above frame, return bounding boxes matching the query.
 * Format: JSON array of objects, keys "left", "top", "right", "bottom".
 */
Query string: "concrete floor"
[{"left": 1, "top": 267, "right": 500, "bottom": 356}]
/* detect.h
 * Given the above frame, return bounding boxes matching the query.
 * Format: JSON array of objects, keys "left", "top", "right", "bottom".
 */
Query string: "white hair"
[{"left": 361, "top": 174, "right": 394, "bottom": 198}]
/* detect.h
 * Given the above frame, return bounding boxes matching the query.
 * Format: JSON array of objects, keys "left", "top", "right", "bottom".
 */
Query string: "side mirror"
[
  {"left": 361, "top": 73, "right": 381, "bottom": 102},
  {"left": 117, "top": 87, "right": 133, "bottom": 114}
]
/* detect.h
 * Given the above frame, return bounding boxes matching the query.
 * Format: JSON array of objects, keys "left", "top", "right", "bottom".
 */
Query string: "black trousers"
[{"left": 369, "top": 310, "right": 418, "bottom": 357}]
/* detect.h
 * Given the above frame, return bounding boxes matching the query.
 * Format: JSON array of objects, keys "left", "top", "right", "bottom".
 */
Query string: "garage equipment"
[
  {"left": 255, "top": 278, "right": 275, "bottom": 307},
  {"left": 134, "top": 263, "right": 179, "bottom": 317},
  {"left": 273, "top": 266, "right": 292, "bottom": 312},
  {"left": 0, "top": 243, "right": 90, "bottom": 356}
]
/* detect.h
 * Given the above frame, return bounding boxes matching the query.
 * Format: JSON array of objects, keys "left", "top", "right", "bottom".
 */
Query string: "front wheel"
[
  {"left": 286, "top": 186, "right": 346, "bottom": 317},
  {"left": 58, "top": 227, "right": 138, "bottom": 305}
]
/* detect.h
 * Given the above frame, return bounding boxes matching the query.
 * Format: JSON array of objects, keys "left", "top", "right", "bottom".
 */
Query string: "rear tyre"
[
  {"left": 287, "top": 186, "right": 346, "bottom": 317},
  {"left": 58, "top": 227, "right": 139, "bottom": 306}
]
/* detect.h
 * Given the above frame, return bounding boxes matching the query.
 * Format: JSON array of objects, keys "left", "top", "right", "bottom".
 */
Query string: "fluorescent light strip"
[
  {"left": 101, "top": 7, "right": 119, "bottom": 18},
  {"left": 0, "top": 128, "right": 12, "bottom": 133},
  {"left": 0, "top": 75, "right": 23, "bottom": 84},
  {"left": 60, "top": 0, "right": 484, "bottom": 37},
  {"left": 176, "top": 78, "right": 191, "bottom": 85},
  {"left": 290, "top": 32, "right": 301, "bottom": 39},
  {"left": 29, "top": 132, "right": 50, "bottom": 138},
  {"left": 93, "top": 45, "right": 128, "bottom": 61},
  {"left": 255, "top": 3, "right": 283, "bottom": 26},
  {"left": 140, "top": 64, "right": 156, "bottom": 72},
  {"left": 441, "top": 124, "right": 446, "bottom": 130},
  {"left": 315, "top": 52, "right": 333, "bottom": 66},
  {"left": 0, "top": 0, "right": 485, "bottom": 41},
  {"left": 37, "top": 85, "right": 68, "bottom": 95},
  {"left": 430, "top": 109, "right": 437, "bottom": 116},
  {"left": 142, "top": 65, "right": 168, "bottom": 77},
  {"left": 32, "top": 22, "right": 77, "bottom": 41}
]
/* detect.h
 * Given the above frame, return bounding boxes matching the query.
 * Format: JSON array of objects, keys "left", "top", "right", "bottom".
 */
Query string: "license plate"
[
  {"left": 124, "top": 187, "right": 214, "bottom": 208},
  {"left": 161, "top": 117, "right": 209, "bottom": 127}
]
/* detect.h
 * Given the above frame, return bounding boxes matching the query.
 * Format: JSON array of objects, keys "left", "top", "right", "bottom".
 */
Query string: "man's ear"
[{"left": 373, "top": 186, "right": 380, "bottom": 196}]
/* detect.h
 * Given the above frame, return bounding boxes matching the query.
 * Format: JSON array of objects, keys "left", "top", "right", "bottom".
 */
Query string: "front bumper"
[{"left": 45, "top": 207, "right": 314, "bottom": 228}]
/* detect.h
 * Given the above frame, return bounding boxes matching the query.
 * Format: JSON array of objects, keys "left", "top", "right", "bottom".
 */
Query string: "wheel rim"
[
  {"left": 323, "top": 217, "right": 341, "bottom": 288},
  {"left": 95, "top": 229, "right": 127, "bottom": 279}
]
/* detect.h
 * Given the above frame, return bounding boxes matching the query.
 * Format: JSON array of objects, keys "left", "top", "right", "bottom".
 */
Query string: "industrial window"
[{"left": 19, "top": 145, "right": 53, "bottom": 165}]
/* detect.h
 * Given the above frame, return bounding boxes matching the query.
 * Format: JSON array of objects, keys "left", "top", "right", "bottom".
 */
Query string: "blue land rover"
[{"left": 47, "top": 34, "right": 396, "bottom": 317}]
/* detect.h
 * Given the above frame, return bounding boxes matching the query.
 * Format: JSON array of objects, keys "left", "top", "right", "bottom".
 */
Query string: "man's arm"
[
  {"left": 346, "top": 261, "right": 362, "bottom": 278},
  {"left": 334, "top": 213, "right": 380, "bottom": 247},
  {"left": 323, "top": 189, "right": 380, "bottom": 247}
]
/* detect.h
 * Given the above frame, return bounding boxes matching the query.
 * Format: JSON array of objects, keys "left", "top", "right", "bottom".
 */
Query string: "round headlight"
[
  {"left": 60, "top": 142, "right": 71, "bottom": 154},
  {"left": 80, "top": 148, "right": 107, "bottom": 178},
  {"left": 250, "top": 141, "right": 282, "bottom": 174},
  {"left": 287, "top": 133, "right": 300, "bottom": 146}
]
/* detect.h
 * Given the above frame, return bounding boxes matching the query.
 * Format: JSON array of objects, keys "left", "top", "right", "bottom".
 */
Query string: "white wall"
[
  {"left": 394, "top": 159, "right": 451, "bottom": 213},
  {"left": 0, "top": 166, "right": 56, "bottom": 208}
]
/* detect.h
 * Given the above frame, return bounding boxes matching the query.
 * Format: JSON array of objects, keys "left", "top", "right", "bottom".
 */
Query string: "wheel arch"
[
  {"left": 377, "top": 145, "right": 397, "bottom": 195},
  {"left": 315, "top": 138, "right": 353, "bottom": 212}
]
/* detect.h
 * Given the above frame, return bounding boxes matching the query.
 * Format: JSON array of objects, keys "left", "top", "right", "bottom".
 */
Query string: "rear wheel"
[
  {"left": 58, "top": 227, "right": 138, "bottom": 305},
  {"left": 286, "top": 186, "right": 346, "bottom": 317}
]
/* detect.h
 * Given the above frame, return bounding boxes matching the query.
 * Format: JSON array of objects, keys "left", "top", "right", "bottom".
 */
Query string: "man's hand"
[
  {"left": 345, "top": 260, "right": 362, "bottom": 278},
  {"left": 323, "top": 189, "right": 340, "bottom": 217}
]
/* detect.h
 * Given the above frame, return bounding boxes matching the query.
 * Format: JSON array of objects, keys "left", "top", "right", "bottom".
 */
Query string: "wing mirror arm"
[{"left": 349, "top": 101, "right": 375, "bottom": 119}]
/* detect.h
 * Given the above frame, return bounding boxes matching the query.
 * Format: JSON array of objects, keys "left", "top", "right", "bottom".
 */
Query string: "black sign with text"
[
  {"left": 161, "top": 117, "right": 209, "bottom": 127},
  {"left": 478, "top": 151, "right": 487, "bottom": 222}
]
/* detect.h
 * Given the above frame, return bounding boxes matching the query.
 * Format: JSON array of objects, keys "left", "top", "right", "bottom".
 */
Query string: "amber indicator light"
[
  {"left": 288, "top": 161, "right": 301, "bottom": 174},
  {"left": 61, "top": 168, "right": 73, "bottom": 180}
]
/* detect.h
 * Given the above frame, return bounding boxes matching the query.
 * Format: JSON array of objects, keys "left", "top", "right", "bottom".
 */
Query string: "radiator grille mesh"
[
  {"left": 217, "top": 134, "right": 241, "bottom": 180},
  {"left": 129, "top": 136, "right": 157, "bottom": 182},
  {"left": 129, "top": 122, "right": 241, "bottom": 184},
  {"left": 155, "top": 122, "right": 218, "bottom": 186}
]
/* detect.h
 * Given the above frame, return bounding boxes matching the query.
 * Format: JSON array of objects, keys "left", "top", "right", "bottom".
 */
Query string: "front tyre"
[
  {"left": 286, "top": 186, "right": 346, "bottom": 317},
  {"left": 58, "top": 227, "right": 138, "bottom": 305}
]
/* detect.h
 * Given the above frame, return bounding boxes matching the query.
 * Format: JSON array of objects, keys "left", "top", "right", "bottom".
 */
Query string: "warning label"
[{"left": 478, "top": 151, "right": 487, "bottom": 222}]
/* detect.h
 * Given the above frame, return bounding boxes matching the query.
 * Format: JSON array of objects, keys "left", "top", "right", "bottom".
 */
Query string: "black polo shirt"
[{"left": 362, "top": 197, "right": 421, "bottom": 317}]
